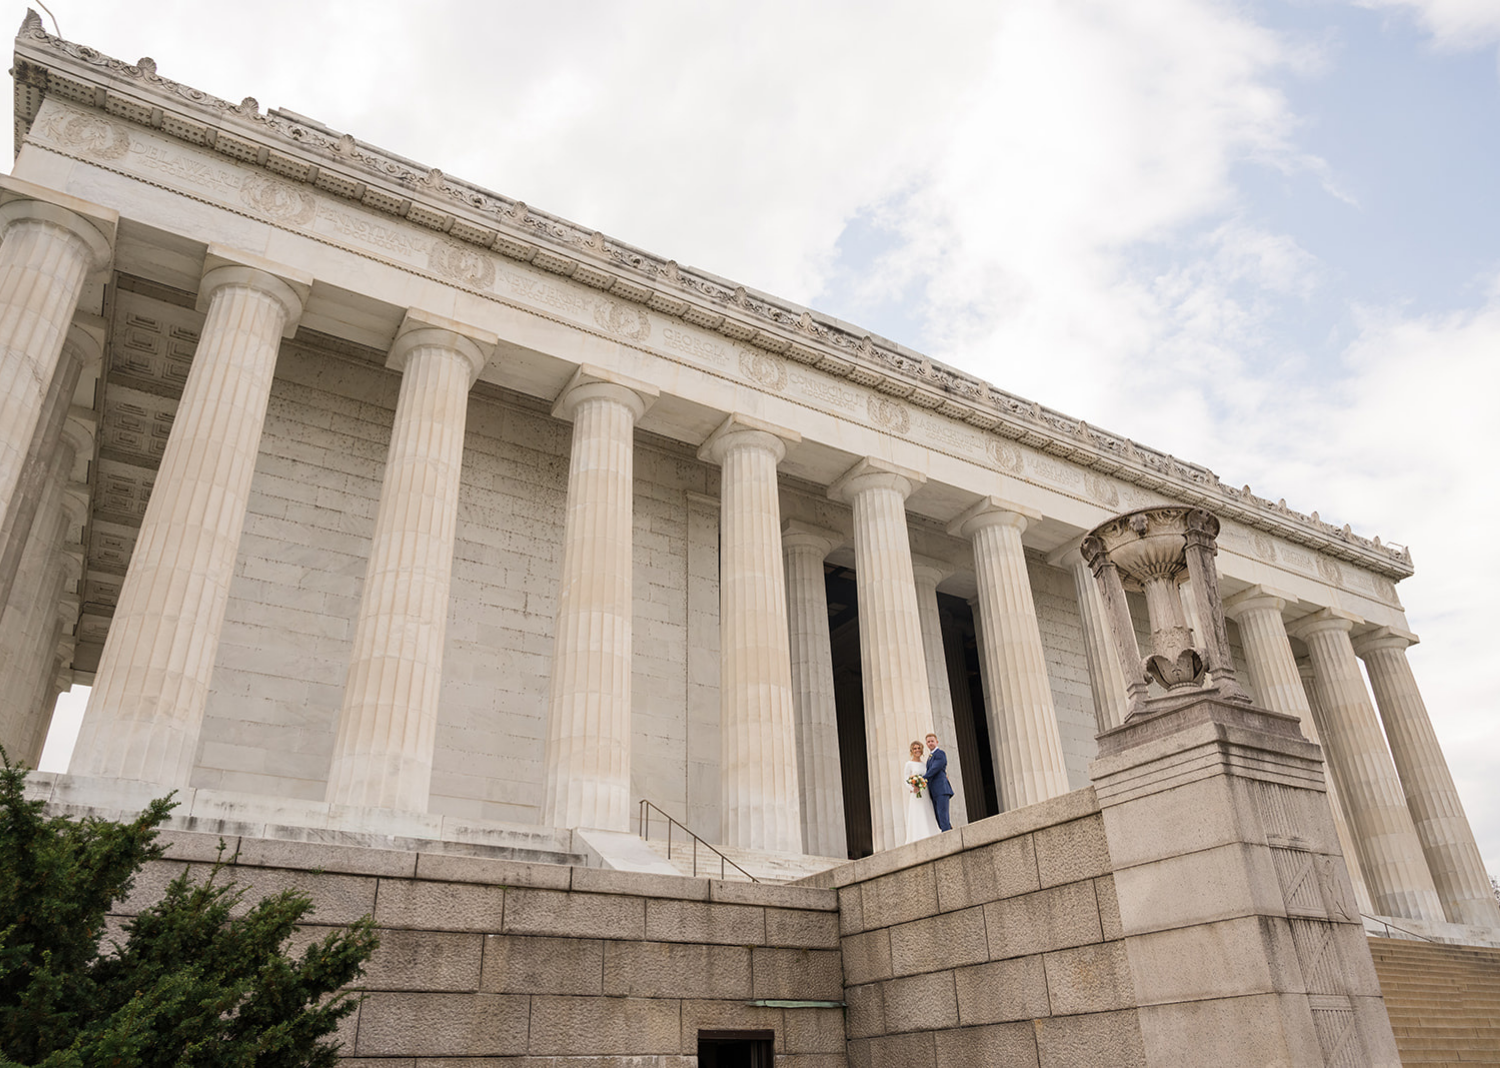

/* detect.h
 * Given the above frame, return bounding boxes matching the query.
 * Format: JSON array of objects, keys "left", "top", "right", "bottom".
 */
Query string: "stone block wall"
[
  {"left": 115, "top": 830, "right": 847, "bottom": 1066},
  {"left": 802, "top": 788, "right": 1148, "bottom": 1067}
]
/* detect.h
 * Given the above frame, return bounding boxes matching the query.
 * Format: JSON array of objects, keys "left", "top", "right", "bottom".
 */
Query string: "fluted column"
[
  {"left": 698, "top": 415, "right": 802, "bottom": 851},
  {"left": 1224, "top": 587, "right": 1372, "bottom": 914},
  {"left": 1290, "top": 609, "right": 1444, "bottom": 921},
  {"left": 911, "top": 556, "right": 968, "bottom": 828},
  {"left": 0, "top": 421, "right": 85, "bottom": 760},
  {"left": 0, "top": 194, "right": 112, "bottom": 552},
  {"left": 1297, "top": 657, "right": 1377, "bottom": 916},
  {"left": 1051, "top": 542, "right": 1128, "bottom": 733},
  {"left": 967, "top": 595, "right": 997, "bottom": 722},
  {"left": 782, "top": 521, "right": 847, "bottom": 857},
  {"left": 325, "top": 313, "right": 495, "bottom": 811},
  {"left": 1354, "top": 627, "right": 1500, "bottom": 927},
  {"left": 73, "top": 254, "right": 309, "bottom": 785},
  {"left": 951, "top": 497, "right": 1069, "bottom": 809},
  {"left": 0, "top": 321, "right": 99, "bottom": 612},
  {"left": 829, "top": 457, "right": 933, "bottom": 853},
  {"left": 542, "top": 366, "right": 658, "bottom": 833}
]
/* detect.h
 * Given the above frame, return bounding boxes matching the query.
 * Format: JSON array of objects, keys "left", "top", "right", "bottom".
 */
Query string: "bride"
[{"left": 903, "top": 740, "right": 941, "bottom": 845}]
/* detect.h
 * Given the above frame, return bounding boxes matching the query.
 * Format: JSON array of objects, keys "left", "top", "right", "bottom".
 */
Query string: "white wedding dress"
[{"left": 903, "top": 759, "right": 942, "bottom": 845}]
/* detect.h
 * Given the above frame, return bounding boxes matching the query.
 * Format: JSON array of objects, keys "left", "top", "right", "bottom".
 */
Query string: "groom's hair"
[{"left": 925, "top": 732, "right": 938, "bottom": 742}]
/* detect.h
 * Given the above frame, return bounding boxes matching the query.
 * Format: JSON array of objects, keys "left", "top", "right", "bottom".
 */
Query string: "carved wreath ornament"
[
  {"left": 592, "top": 299, "right": 651, "bottom": 342},
  {"left": 428, "top": 241, "right": 497, "bottom": 289},
  {"left": 45, "top": 111, "right": 130, "bottom": 159},
  {"left": 867, "top": 395, "right": 910, "bottom": 434},
  {"left": 986, "top": 439, "right": 1023, "bottom": 474},
  {"left": 738, "top": 350, "right": 787, "bottom": 392},
  {"left": 239, "top": 175, "right": 316, "bottom": 226}
]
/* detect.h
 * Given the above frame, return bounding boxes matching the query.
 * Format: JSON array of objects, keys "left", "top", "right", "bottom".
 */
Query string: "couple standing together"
[{"left": 903, "top": 732, "right": 954, "bottom": 845}]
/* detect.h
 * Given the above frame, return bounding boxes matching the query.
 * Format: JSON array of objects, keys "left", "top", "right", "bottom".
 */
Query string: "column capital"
[
  {"left": 827, "top": 456, "right": 925, "bottom": 503},
  {"left": 781, "top": 519, "right": 843, "bottom": 557},
  {"left": 1222, "top": 584, "right": 1295, "bottom": 621},
  {"left": 947, "top": 495, "right": 1042, "bottom": 540},
  {"left": 551, "top": 363, "right": 659, "bottom": 422},
  {"left": 698, "top": 412, "right": 800, "bottom": 466},
  {"left": 1286, "top": 606, "right": 1362, "bottom": 642},
  {"left": 58, "top": 417, "right": 92, "bottom": 463},
  {"left": 1352, "top": 625, "right": 1420, "bottom": 657},
  {"left": 388, "top": 309, "right": 497, "bottom": 384},
  {"left": 1045, "top": 536, "right": 1087, "bottom": 569},
  {"left": 62, "top": 316, "right": 106, "bottom": 367},
  {"left": 197, "top": 245, "right": 312, "bottom": 338},
  {"left": 58, "top": 480, "right": 90, "bottom": 527},
  {"left": 0, "top": 176, "right": 116, "bottom": 269},
  {"left": 910, "top": 553, "right": 956, "bottom": 589}
]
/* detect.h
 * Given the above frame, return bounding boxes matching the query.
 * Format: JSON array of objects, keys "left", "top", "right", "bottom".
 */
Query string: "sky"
[{"left": 17, "top": 0, "right": 1500, "bottom": 887}]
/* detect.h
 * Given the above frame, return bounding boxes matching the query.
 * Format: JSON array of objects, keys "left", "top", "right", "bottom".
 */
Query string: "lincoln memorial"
[{"left": 1, "top": 13, "right": 1495, "bottom": 1065}]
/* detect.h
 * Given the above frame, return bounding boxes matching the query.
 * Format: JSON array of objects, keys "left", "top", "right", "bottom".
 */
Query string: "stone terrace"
[{"left": 114, "top": 830, "right": 846, "bottom": 1065}]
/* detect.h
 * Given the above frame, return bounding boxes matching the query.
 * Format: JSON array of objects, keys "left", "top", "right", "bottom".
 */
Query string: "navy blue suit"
[{"left": 925, "top": 747, "right": 954, "bottom": 831}]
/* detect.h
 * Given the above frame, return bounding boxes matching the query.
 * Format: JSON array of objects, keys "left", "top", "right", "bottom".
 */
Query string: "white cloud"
[
  {"left": 854, "top": 0, "right": 1308, "bottom": 438},
  {"left": 1355, "top": 0, "right": 1500, "bottom": 50}
]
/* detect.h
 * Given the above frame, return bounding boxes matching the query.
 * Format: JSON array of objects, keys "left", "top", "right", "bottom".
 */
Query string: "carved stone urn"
[{"left": 1081, "top": 506, "right": 1248, "bottom": 718}]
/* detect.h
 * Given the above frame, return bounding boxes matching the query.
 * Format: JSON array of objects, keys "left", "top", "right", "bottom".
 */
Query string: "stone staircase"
[
  {"left": 637, "top": 834, "right": 846, "bottom": 884},
  {"left": 1369, "top": 935, "right": 1500, "bottom": 1064}
]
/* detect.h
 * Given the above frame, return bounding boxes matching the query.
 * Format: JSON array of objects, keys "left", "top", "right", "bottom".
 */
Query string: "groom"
[{"left": 924, "top": 733, "right": 954, "bottom": 832}]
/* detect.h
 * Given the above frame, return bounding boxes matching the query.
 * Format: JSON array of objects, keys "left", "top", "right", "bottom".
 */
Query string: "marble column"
[
  {"left": 0, "top": 320, "right": 99, "bottom": 613},
  {"left": 1297, "top": 657, "right": 1377, "bottom": 917},
  {"left": 0, "top": 420, "right": 85, "bottom": 761},
  {"left": 782, "top": 520, "right": 847, "bottom": 857},
  {"left": 325, "top": 312, "right": 495, "bottom": 812},
  {"left": 73, "top": 255, "right": 309, "bottom": 785},
  {"left": 1224, "top": 587, "right": 1373, "bottom": 915},
  {"left": 950, "top": 497, "right": 1070, "bottom": 809},
  {"left": 1051, "top": 542, "right": 1128, "bottom": 733},
  {"left": 0, "top": 195, "right": 111, "bottom": 554},
  {"left": 911, "top": 556, "right": 968, "bottom": 828},
  {"left": 828, "top": 457, "right": 933, "bottom": 853},
  {"left": 1353, "top": 627, "right": 1500, "bottom": 928},
  {"left": 1289, "top": 609, "right": 1444, "bottom": 921},
  {"left": 541, "top": 366, "right": 658, "bottom": 833},
  {"left": 699, "top": 414, "right": 802, "bottom": 852}
]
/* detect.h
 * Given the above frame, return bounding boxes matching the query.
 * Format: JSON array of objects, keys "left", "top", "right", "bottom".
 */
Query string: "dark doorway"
[
  {"left": 698, "top": 1029, "right": 774, "bottom": 1067},
  {"left": 826, "top": 565, "right": 873, "bottom": 858},
  {"left": 938, "top": 595, "right": 1000, "bottom": 820}
]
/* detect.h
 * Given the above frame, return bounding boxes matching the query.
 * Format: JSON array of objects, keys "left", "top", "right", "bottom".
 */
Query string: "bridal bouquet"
[{"left": 907, "top": 774, "right": 927, "bottom": 798}]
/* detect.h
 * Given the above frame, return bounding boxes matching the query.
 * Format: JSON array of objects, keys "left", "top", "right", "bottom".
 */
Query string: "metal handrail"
[
  {"left": 1361, "top": 911, "right": 1436, "bottom": 942},
  {"left": 638, "top": 799, "right": 758, "bottom": 883}
]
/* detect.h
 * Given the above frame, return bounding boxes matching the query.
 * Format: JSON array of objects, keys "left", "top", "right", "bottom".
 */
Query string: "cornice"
[{"left": 10, "top": 11, "right": 1415, "bottom": 580}]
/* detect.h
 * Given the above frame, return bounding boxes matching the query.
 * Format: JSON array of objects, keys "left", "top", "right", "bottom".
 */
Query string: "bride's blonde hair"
[{"left": 909, "top": 740, "right": 923, "bottom": 753}]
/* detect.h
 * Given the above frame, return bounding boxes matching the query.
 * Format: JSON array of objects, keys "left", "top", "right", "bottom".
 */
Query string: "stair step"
[
  {"left": 637, "top": 835, "right": 845, "bottom": 884},
  {"left": 1369, "top": 936, "right": 1500, "bottom": 1065}
]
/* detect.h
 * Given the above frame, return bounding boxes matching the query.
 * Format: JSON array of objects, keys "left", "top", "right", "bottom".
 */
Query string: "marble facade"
[{"left": 1, "top": 10, "right": 1495, "bottom": 949}]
